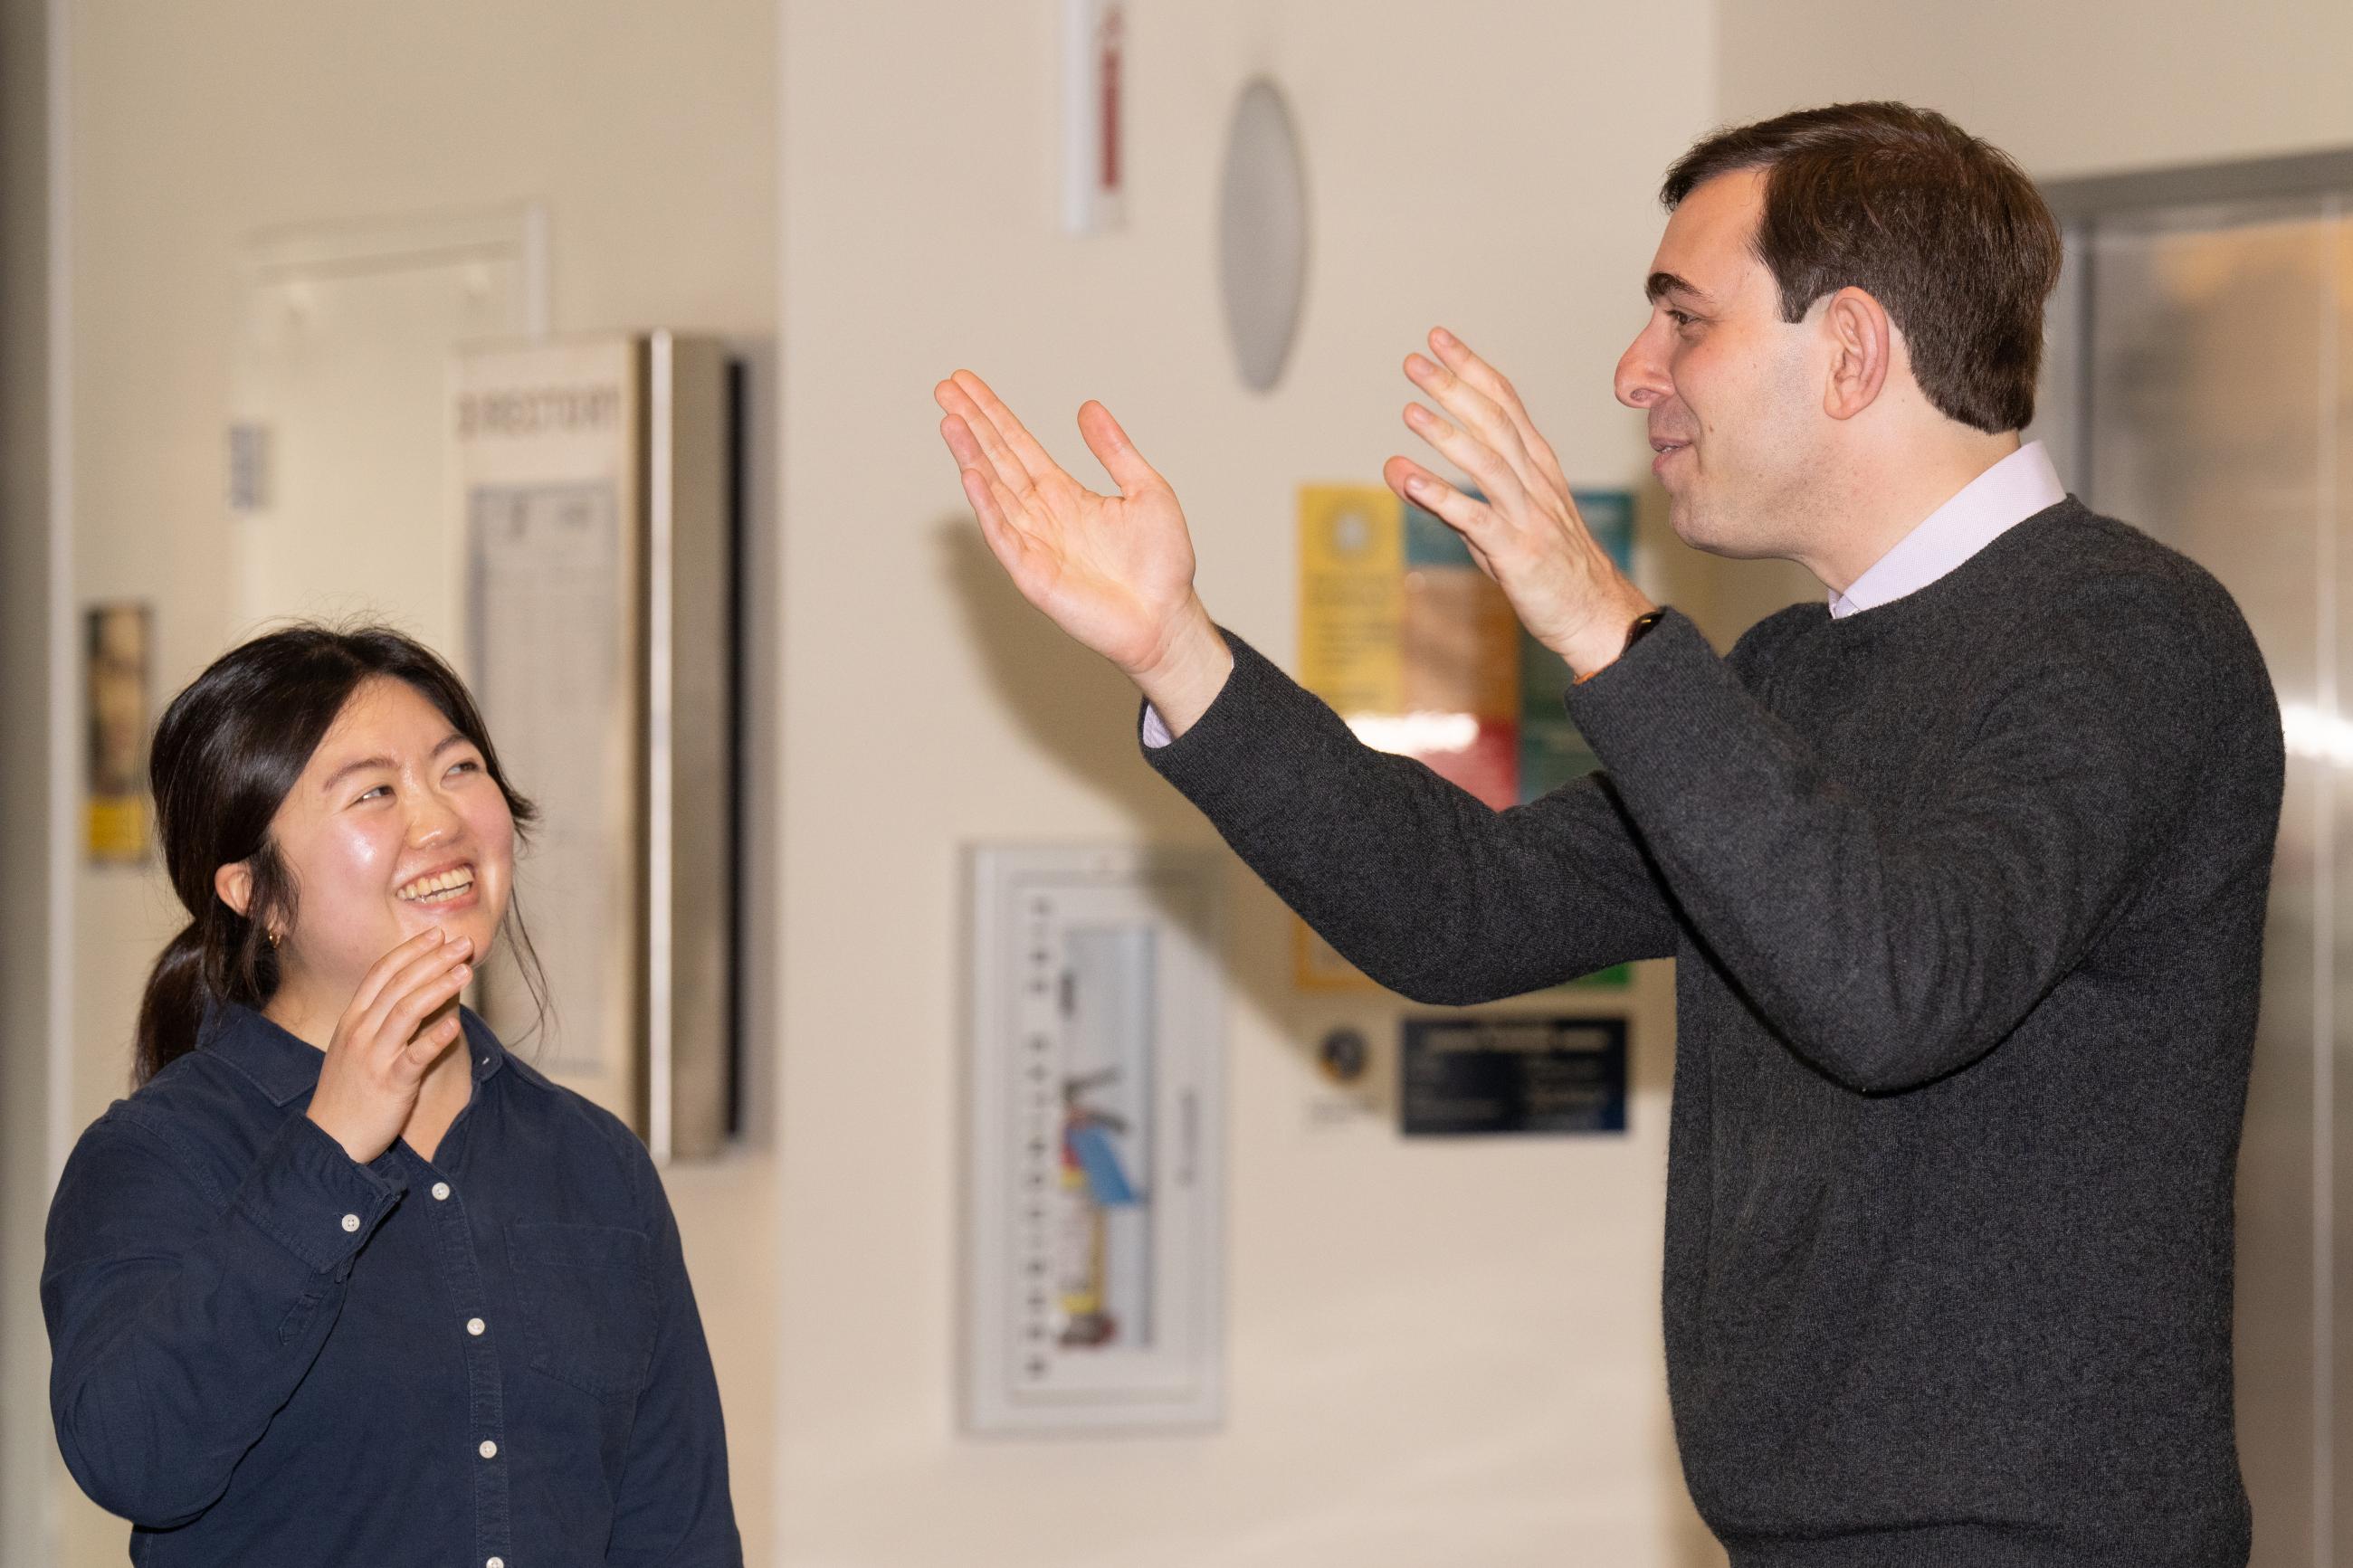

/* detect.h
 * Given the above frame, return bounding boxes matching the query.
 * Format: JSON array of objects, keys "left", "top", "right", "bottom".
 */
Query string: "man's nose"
[{"left": 1615, "top": 318, "right": 1670, "bottom": 410}]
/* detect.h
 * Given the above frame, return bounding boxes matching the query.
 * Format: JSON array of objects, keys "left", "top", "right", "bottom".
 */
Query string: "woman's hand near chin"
[{"left": 305, "top": 927, "right": 473, "bottom": 1164}]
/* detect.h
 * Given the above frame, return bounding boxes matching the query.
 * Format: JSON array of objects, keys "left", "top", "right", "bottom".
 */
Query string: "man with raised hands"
[{"left": 936, "top": 101, "right": 2282, "bottom": 1568}]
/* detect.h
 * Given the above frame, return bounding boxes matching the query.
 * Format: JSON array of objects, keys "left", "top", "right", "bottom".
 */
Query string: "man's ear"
[
  {"left": 1821, "top": 286, "right": 1893, "bottom": 422},
  {"left": 214, "top": 860, "right": 255, "bottom": 920}
]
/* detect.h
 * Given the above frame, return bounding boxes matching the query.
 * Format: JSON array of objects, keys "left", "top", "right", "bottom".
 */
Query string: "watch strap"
[{"left": 1572, "top": 607, "right": 1668, "bottom": 685}]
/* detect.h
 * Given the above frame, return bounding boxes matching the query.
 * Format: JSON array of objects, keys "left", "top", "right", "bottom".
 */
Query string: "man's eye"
[{"left": 1667, "top": 309, "right": 1697, "bottom": 329}]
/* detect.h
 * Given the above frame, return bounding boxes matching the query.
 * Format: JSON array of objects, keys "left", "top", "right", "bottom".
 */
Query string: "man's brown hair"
[{"left": 1662, "top": 101, "right": 2062, "bottom": 434}]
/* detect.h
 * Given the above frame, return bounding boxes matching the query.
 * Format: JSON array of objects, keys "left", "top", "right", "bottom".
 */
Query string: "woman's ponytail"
[{"left": 134, "top": 920, "right": 213, "bottom": 1085}]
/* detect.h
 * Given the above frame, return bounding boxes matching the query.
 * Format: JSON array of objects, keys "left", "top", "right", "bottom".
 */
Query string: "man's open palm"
[{"left": 935, "top": 370, "right": 1203, "bottom": 679}]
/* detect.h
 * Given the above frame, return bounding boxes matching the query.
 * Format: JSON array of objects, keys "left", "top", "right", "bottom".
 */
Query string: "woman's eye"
[
  {"left": 448, "top": 758, "right": 481, "bottom": 778},
  {"left": 356, "top": 784, "right": 390, "bottom": 804}
]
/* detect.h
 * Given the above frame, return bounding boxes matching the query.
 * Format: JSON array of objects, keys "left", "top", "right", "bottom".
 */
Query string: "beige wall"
[
  {"left": 44, "top": 2, "right": 778, "bottom": 1562},
  {"left": 1718, "top": 0, "right": 2353, "bottom": 178},
  {"left": 775, "top": 3, "right": 1754, "bottom": 1563}
]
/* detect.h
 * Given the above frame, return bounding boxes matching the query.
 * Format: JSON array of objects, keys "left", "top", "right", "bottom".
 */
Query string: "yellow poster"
[
  {"left": 85, "top": 603, "right": 151, "bottom": 865},
  {"left": 1295, "top": 485, "right": 1405, "bottom": 718},
  {"left": 1292, "top": 484, "right": 1634, "bottom": 993}
]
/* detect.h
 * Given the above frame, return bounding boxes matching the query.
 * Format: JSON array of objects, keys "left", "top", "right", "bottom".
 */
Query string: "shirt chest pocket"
[{"left": 507, "top": 1221, "right": 658, "bottom": 1400}]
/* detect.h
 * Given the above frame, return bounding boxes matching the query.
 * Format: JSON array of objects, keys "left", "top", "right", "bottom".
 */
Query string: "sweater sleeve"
[
  {"left": 1143, "top": 628, "right": 1679, "bottom": 1003},
  {"left": 43, "top": 1107, "right": 404, "bottom": 1525},
  {"left": 1563, "top": 594, "right": 2231, "bottom": 1093}
]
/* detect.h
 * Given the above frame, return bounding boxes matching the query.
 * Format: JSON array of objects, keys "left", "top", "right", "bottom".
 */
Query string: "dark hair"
[
  {"left": 1661, "top": 100, "right": 2062, "bottom": 434},
  {"left": 135, "top": 622, "right": 548, "bottom": 1085}
]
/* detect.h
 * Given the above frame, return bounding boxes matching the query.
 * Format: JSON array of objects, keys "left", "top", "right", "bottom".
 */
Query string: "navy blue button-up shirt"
[{"left": 43, "top": 1002, "right": 741, "bottom": 1565}]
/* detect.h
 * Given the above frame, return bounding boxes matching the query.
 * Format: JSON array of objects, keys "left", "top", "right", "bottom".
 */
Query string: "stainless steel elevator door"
[{"left": 2075, "top": 196, "right": 2352, "bottom": 1568}]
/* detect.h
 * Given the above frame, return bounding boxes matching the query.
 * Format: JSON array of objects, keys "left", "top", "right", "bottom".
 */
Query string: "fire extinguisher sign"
[{"left": 1063, "top": 0, "right": 1128, "bottom": 233}]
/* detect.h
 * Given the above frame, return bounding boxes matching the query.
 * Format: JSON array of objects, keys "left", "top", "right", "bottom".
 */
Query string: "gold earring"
[{"left": 266, "top": 928, "right": 281, "bottom": 949}]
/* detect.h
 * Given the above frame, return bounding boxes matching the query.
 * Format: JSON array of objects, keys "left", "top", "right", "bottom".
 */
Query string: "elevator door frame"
[{"left": 2042, "top": 147, "right": 2353, "bottom": 1568}]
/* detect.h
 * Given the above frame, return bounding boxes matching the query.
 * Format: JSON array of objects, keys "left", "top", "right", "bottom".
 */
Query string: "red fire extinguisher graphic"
[{"left": 1096, "top": 7, "right": 1123, "bottom": 196}]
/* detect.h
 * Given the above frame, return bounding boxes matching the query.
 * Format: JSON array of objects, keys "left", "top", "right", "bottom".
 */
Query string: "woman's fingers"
[
  {"left": 347, "top": 927, "right": 451, "bottom": 1019},
  {"left": 403, "top": 1012, "right": 466, "bottom": 1072},
  {"left": 376, "top": 963, "right": 472, "bottom": 1067},
  {"left": 352, "top": 935, "right": 472, "bottom": 1050}
]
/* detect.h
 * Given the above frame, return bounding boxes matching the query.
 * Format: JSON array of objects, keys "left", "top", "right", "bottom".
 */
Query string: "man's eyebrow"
[
  {"left": 1645, "top": 271, "right": 1710, "bottom": 307},
  {"left": 317, "top": 734, "right": 470, "bottom": 795}
]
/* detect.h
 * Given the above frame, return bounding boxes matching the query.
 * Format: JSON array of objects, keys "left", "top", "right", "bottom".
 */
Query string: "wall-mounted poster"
[
  {"left": 1292, "top": 484, "right": 1640, "bottom": 993},
  {"left": 963, "top": 844, "right": 1225, "bottom": 1435},
  {"left": 85, "top": 603, "right": 152, "bottom": 865}
]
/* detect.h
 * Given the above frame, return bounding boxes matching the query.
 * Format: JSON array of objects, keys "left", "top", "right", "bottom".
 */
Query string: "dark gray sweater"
[{"left": 1141, "top": 498, "right": 2284, "bottom": 1565}]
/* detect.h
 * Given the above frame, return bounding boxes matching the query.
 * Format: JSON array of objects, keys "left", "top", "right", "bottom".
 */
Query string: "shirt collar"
[
  {"left": 200, "top": 997, "right": 509, "bottom": 1107},
  {"left": 1828, "top": 440, "right": 2066, "bottom": 619}
]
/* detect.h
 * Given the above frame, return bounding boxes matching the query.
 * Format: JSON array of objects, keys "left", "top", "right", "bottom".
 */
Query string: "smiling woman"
[
  {"left": 40, "top": 623, "right": 743, "bottom": 1567},
  {"left": 133, "top": 626, "right": 545, "bottom": 1093}
]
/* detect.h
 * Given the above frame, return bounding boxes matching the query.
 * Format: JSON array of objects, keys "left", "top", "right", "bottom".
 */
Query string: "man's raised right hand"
[{"left": 934, "top": 370, "right": 1234, "bottom": 735}]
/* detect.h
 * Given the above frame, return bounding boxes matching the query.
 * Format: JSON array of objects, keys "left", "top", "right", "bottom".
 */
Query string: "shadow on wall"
[
  {"left": 934, "top": 511, "right": 1294, "bottom": 1039},
  {"left": 939, "top": 504, "right": 1739, "bottom": 1568}
]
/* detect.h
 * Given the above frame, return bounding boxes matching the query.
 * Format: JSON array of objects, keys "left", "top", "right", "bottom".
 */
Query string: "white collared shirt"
[{"left": 1829, "top": 440, "right": 2065, "bottom": 618}]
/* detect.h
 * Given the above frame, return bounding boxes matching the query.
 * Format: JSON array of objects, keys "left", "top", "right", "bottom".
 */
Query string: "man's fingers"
[
  {"left": 936, "top": 382, "right": 1038, "bottom": 500},
  {"left": 1076, "top": 401, "right": 1166, "bottom": 499},
  {"left": 1426, "top": 327, "right": 1531, "bottom": 423},
  {"left": 1427, "top": 328, "right": 1574, "bottom": 494},
  {"left": 944, "top": 414, "right": 1043, "bottom": 536},
  {"left": 938, "top": 409, "right": 987, "bottom": 470},
  {"left": 1383, "top": 457, "right": 1493, "bottom": 544},
  {"left": 1404, "top": 400, "right": 1530, "bottom": 517},
  {"left": 1405, "top": 352, "right": 1542, "bottom": 488},
  {"left": 959, "top": 461, "right": 1042, "bottom": 574},
  {"left": 948, "top": 370, "right": 1077, "bottom": 495}
]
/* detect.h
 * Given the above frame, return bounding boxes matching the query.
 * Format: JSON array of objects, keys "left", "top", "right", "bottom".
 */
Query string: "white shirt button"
[
  {"left": 478, "top": 1440, "right": 498, "bottom": 1459},
  {"left": 467, "top": 1317, "right": 486, "bottom": 1337},
  {"left": 432, "top": 1182, "right": 452, "bottom": 1201},
  {"left": 339, "top": 1213, "right": 360, "bottom": 1233},
  {"left": 488, "top": 1560, "right": 504, "bottom": 1568}
]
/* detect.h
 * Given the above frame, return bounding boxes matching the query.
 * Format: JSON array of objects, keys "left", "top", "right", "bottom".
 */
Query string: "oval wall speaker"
[{"left": 1217, "top": 77, "right": 1309, "bottom": 394}]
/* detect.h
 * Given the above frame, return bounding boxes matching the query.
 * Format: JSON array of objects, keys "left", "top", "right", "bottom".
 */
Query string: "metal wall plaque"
[
  {"left": 452, "top": 333, "right": 735, "bottom": 1162},
  {"left": 1400, "top": 1015, "right": 1627, "bottom": 1136}
]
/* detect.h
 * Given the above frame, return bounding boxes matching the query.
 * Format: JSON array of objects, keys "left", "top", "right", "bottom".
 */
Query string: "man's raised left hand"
[{"left": 1384, "top": 326, "right": 1656, "bottom": 679}]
